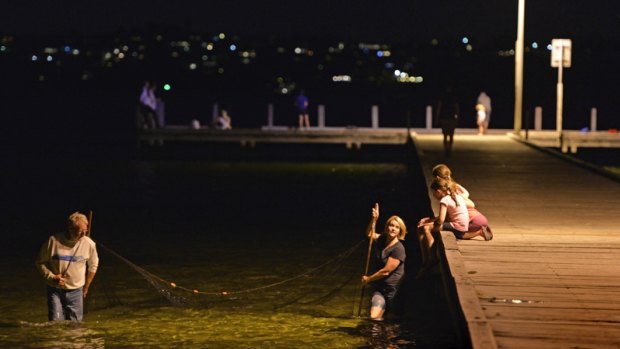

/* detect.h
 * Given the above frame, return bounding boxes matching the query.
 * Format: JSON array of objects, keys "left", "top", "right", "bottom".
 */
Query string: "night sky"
[{"left": 3, "top": 1, "right": 620, "bottom": 42}]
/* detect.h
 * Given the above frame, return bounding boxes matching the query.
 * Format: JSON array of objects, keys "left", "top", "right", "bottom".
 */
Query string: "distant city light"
[
  {"left": 189, "top": 63, "right": 197, "bottom": 70},
  {"left": 294, "top": 47, "right": 302, "bottom": 54},
  {"left": 332, "top": 75, "right": 352, "bottom": 82},
  {"left": 532, "top": 42, "right": 539, "bottom": 49},
  {"left": 64, "top": 46, "right": 71, "bottom": 53},
  {"left": 72, "top": 49, "right": 80, "bottom": 55},
  {"left": 46, "top": 55, "right": 53, "bottom": 62},
  {"left": 218, "top": 33, "right": 226, "bottom": 40},
  {"left": 546, "top": 44, "right": 553, "bottom": 51},
  {"left": 163, "top": 84, "right": 171, "bottom": 91},
  {"left": 377, "top": 51, "right": 384, "bottom": 57},
  {"left": 229, "top": 44, "right": 237, "bottom": 52},
  {"left": 395, "top": 71, "right": 423, "bottom": 83},
  {"left": 466, "top": 44, "right": 473, "bottom": 51},
  {"left": 498, "top": 49, "right": 516, "bottom": 57},
  {"left": 462, "top": 37, "right": 469, "bottom": 44},
  {"left": 206, "top": 43, "right": 214, "bottom": 51},
  {"left": 431, "top": 39, "right": 439, "bottom": 46},
  {"left": 31, "top": 55, "right": 38, "bottom": 62},
  {"left": 0, "top": 45, "right": 6, "bottom": 52},
  {"left": 394, "top": 70, "right": 401, "bottom": 76}
]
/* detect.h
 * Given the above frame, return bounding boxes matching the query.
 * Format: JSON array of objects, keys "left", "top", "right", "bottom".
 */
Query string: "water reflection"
[
  {"left": 13, "top": 321, "right": 105, "bottom": 349},
  {"left": 3, "top": 148, "right": 461, "bottom": 348}
]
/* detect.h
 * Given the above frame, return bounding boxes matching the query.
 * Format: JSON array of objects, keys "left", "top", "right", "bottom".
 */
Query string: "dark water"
[{"left": 0, "top": 142, "right": 468, "bottom": 348}]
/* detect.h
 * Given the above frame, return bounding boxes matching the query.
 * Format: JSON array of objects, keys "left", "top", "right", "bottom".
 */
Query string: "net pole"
[{"left": 356, "top": 224, "right": 375, "bottom": 317}]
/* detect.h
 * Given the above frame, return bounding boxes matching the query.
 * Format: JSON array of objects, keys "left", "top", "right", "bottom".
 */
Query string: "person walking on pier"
[
  {"left": 35, "top": 212, "right": 99, "bottom": 321},
  {"left": 436, "top": 87, "right": 459, "bottom": 156},
  {"left": 361, "top": 203, "right": 407, "bottom": 320},
  {"left": 295, "top": 90, "right": 310, "bottom": 129}
]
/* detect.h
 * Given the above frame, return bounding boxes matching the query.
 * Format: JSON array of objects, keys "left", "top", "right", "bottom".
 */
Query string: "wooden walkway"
[
  {"left": 414, "top": 134, "right": 620, "bottom": 349},
  {"left": 139, "top": 126, "right": 620, "bottom": 153},
  {"left": 137, "top": 126, "right": 413, "bottom": 149}
]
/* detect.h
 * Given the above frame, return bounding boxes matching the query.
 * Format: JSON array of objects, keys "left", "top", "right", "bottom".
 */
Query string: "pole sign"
[{"left": 551, "top": 39, "right": 572, "bottom": 68}]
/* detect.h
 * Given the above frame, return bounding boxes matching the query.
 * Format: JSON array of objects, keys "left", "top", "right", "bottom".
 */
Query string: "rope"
[{"left": 96, "top": 238, "right": 365, "bottom": 299}]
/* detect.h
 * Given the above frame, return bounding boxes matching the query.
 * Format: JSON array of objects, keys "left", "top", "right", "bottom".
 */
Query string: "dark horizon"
[{"left": 3, "top": 1, "right": 619, "bottom": 42}]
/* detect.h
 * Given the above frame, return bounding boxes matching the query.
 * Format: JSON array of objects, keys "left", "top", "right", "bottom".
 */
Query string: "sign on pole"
[
  {"left": 551, "top": 39, "right": 571, "bottom": 68},
  {"left": 551, "top": 39, "right": 571, "bottom": 145}
]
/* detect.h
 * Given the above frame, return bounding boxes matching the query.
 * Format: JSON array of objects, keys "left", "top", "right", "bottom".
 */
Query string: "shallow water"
[{"left": 1, "top": 144, "right": 462, "bottom": 348}]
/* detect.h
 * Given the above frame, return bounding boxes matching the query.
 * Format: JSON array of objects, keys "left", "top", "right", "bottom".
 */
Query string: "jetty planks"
[{"left": 416, "top": 134, "right": 620, "bottom": 349}]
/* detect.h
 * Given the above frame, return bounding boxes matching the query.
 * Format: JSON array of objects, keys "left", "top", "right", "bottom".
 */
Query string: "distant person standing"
[
  {"left": 139, "top": 81, "right": 158, "bottom": 129},
  {"left": 295, "top": 90, "right": 310, "bottom": 129},
  {"left": 214, "top": 109, "right": 232, "bottom": 130},
  {"left": 35, "top": 212, "right": 99, "bottom": 321},
  {"left": 476, "top": 103, "right": 487, "bottom": 135},
  {"left": 436, "top": 87, "right": 459, "bottom": 157},
  {"left": 477, "top": 91, "right": 492, "bottom": 134}
]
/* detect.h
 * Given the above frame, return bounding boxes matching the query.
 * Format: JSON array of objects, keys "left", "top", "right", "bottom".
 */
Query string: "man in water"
[{"left": 36, "top": 212, "right": 99, "bottom": 321}]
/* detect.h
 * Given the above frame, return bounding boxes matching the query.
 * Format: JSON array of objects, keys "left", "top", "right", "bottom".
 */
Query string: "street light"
[{"left": 514, "top": 0, "right": 525, "bottom": 135}]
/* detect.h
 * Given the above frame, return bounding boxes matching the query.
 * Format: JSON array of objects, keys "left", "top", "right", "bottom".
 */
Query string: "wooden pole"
[
  {"left": 357, "top": 204, "right": 378, "bottom": 317},
  {"left": 87, "top": 210, "right": 93, "bottom": 237}
]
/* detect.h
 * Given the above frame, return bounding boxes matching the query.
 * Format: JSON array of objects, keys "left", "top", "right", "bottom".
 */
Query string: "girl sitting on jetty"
[
  {"left": 417, "top": 178, "right": 470, "bottom": 273},
  {"left": 432, "top": 164, "right": 493, "bottom": 241}
]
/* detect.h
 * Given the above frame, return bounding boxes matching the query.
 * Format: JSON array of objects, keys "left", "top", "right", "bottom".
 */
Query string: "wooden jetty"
[
  {"left": 138, "top": 126, "right": 620, "bottom": 154},
  {"left": 516, "top": 130, "right": 620, "bottom": 153},
  {"left": 137, "top": 126, "right": 412, "bottom": 149},
  {"left": 414, "top": 134, "right": 620, "bottom": 349}
]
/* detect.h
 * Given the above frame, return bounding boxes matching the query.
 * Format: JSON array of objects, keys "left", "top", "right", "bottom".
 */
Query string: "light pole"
[{"left": 514, "top": 0, "right": 525, "bottom": 135}]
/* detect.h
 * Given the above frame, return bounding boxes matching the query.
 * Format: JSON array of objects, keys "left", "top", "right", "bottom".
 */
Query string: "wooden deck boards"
[{"left": 415, "top": 134, "right": 620, "bottom": 349}]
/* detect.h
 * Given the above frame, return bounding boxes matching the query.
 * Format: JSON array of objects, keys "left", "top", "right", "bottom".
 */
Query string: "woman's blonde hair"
[{"left": 384, "top": 215, "right": 407, "bottom": 240}]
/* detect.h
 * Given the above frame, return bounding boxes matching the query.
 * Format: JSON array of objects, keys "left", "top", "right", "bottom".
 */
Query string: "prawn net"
[{"left": 94, "top": 239, "right": 367, "bottom": 314}]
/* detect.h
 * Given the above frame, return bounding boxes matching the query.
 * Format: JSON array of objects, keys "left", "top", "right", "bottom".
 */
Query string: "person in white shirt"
[{"left": 36, "top": 212, "right": 99, "bottom": 321}]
